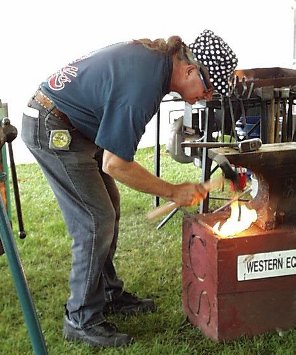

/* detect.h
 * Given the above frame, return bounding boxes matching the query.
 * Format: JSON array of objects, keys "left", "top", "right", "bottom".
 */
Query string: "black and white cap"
[{"left": 188, "top": 29, "right": 238, "bottom": 96}]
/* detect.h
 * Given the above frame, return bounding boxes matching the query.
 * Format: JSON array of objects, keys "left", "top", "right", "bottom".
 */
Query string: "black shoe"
[
  {"left": 63, "top": 315, "right": 133, "bottom": 347},
  {"left": 104, "top": 291, "right": 156, "bottom": 316}
]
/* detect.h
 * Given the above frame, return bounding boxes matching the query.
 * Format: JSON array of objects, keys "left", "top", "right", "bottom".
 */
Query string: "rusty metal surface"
[
  {"left": 182, "top": 214, "right": 296, "bottom": 342},
  {"left": 231, "top": 67, "right": 296, "bottom": 95},
  {"left": 208, "top": 143, "right": 296, "bottom": 230}
]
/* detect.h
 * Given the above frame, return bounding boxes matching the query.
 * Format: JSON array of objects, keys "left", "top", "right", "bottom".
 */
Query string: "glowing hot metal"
[{"left": 213, "top": 201, "right": 257, "bottom": 237}]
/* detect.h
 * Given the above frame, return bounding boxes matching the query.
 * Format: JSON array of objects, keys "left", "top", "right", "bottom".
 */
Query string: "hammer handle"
[
  {"left": 147, "top": 176, "right": 224, "bottom": 222},
  {"left": 146, "top": 201, "right": 178, "bottom": 221}
]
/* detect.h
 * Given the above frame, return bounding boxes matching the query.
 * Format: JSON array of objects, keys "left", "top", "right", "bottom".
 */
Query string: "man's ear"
[{"left": 186, "top": 64, "right": 197, "bottom": 78}]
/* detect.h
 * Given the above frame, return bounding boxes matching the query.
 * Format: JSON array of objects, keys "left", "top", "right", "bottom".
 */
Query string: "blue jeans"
[{"left": 21, "top": 94, "right": 124, "bottom": 328}]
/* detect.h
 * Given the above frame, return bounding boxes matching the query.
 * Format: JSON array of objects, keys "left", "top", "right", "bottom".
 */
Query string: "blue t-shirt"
[{"left": 41, "top": 42, "right": 172, "bottom": 161}]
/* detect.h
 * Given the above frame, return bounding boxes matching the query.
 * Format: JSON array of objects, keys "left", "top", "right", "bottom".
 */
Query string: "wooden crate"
[{"left": 182, "top": 213, "right": 296, "bottom": 341}]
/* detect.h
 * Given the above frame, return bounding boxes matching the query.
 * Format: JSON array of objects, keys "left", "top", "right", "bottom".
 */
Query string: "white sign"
[{"left": 237, "top": 249, "right": 296, "bottom": 281}]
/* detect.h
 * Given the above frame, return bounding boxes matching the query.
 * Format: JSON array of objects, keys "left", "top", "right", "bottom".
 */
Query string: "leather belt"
[{"left": 33, "top": 90, "right": 71, "bottom": 125}]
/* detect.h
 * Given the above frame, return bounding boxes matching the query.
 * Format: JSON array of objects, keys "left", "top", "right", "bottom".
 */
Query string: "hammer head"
[
  {"left": 209, "top": 139, "right": 262, "bottom": 191},
  {"left": 212, "top": 154, "right": 240, "bottom": 189},
  {"left": 238, "top": 138, "right": 262, "bottom": 153}
]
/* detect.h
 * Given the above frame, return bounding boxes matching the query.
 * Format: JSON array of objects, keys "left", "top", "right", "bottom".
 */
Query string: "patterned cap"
[{"left": 188, "top": 29, "right": 238, "bottom": 96}]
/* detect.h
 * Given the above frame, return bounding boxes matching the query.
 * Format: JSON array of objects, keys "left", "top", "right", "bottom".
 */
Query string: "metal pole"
[
  {"left": 293, "top": 1, "right": 296, "bottom": 67},
  {"left": 199, "top": 106, "right": 214, "bottom": 213},
  {"left": 154, "top": 109, "right": 161, "bottom": 207},
  {"left": 0, "top": 102, "right": 11, "bottom": 219},
  {"left": 7, "top": 142, "right": 26, "bottom": 239},
  {"left": 0, "top": 195, "right": 48, "bottom": 354}
]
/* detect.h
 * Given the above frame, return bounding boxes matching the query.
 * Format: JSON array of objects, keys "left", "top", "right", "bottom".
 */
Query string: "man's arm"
[{"left": 102, "top": 150, "right": 208, "bottom": 207}]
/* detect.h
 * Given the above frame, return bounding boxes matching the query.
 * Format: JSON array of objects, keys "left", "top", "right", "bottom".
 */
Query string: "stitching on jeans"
[{"left": 51, "top": 150, "right": 100, "bottom": 326}]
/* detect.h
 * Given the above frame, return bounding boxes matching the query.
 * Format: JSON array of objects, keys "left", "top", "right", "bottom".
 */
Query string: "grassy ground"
[{"left": 1, "top": 146, "right": 296, "bottom": 354}]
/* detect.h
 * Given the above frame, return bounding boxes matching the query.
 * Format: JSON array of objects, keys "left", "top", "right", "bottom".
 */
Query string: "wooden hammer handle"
[
  {"left": 146, "top": 201, "right": 178, "bottom": 221},
  {"left": 146, "top": 176, "right": 224, "bottom": 222}
]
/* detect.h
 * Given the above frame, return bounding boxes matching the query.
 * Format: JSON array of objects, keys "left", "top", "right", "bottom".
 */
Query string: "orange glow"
[{"left": 213, "top": 201, "right": 257, "bottom": 237}]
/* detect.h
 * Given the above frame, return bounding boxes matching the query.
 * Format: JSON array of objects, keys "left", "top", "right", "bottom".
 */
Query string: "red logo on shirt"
[
  {"left": 48, "top": 65, "right": 78, "bottom": 91},
  {"left": 47, "top": 52, "right": 94, "bottom": 91}
]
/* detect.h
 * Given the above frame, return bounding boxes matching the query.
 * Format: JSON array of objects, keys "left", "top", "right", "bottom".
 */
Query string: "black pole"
[
  {"left": 7, "top": 142, "right": 26, "bottom": 238},
  {"left": 154, "top": 109, "right": 161, "bottom": 207}
]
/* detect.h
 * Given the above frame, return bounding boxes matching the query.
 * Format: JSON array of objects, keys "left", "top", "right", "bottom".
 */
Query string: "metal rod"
[
  {"left": 181, "top": 141, "right": 238, "bottom": 148},
  {"left": 287, "top": 96, "right": 293, "bottom": 141},
  {"left": 195, "top": 218, "right": 223, "bottom": 237},
  {"left": 7, "top": 142, "right": 26, "bottom": 238},
  {"left": 199, "top": 106, "right": 213, "bottom": 213},
  {"left": 212, "top": 187, "right": 252, "bottom": 214},
  {"left": 0, "top": 195, "right": 48, "bottom": 354},
  {"left": 156, "top": 207, "right": 179, "bottom": 230},
  {"left": 0, "top": 104, "right": 12, "bottom": 220},
  {"left": 228, "top": 97, "right": 239, "bottom": 142},
  {"left": 154, "top": 109, "right": 161, "bottom": 207}
]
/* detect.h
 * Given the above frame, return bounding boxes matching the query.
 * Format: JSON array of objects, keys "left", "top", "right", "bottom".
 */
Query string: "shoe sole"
[{"left": 63, "top": 324, "right": 133, "bottom": 347}]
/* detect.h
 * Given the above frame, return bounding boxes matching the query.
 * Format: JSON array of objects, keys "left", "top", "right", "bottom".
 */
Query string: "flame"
[{"left": 213, "top": 200, "right": 257, "bottom": 237}]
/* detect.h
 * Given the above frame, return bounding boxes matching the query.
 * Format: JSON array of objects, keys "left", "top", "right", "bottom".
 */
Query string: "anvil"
[{"left": 208, "top": 143, "right": 296, "bottom": 230}]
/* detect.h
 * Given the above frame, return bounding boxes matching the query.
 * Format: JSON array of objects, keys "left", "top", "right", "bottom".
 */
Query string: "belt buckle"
[{"left": 49, "top": 130, "right": 71, "bottom": 150}]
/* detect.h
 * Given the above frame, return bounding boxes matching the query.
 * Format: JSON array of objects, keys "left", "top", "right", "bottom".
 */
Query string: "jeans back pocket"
[{"left": 21, "top": 108, "right": 41, "bottom": 150}]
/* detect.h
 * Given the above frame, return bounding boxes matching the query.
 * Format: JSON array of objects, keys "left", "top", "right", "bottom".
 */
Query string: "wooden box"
[{"left": 182, "top": 213, "right": 296, "bottom": 341}]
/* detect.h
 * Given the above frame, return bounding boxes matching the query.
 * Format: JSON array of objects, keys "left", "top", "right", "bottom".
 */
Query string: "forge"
[{"left": 182, "top": 143, "right": 296, "bottom": 342}]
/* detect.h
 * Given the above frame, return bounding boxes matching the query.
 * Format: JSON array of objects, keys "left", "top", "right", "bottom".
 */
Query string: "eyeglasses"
[
  {"left": 181, "top": 42, "right": 214, "bottom": 94},
  {"left": 198, "top": 62, "right": 213, "bottom": 92}
]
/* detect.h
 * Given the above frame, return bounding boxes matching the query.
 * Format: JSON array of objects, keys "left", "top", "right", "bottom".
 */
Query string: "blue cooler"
[{"left": 236, "top": 116, "right": 261, "bottom": 139}]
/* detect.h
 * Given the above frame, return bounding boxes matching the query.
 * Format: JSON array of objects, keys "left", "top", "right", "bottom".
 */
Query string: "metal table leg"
[{"left": 199, "top": 106, "right": 215, "bottom": 213}]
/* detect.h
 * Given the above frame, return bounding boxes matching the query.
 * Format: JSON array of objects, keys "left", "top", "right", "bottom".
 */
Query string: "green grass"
[{"left": 0, "top": 146, "right": 296, "bottom": 354}]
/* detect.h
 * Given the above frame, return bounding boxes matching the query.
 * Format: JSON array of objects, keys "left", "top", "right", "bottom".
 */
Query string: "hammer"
[
  {"left": 208, "top": 137, "right": 262, "bottom": 188},
  {"left": 181, "top": 138, "right": 262, "bottom": 153},
  {"left": 148, "top": 139, "right": 262, "bottom": 222},
  {"left": 147, "top": 176, "right": 224, "bottom": 222}
]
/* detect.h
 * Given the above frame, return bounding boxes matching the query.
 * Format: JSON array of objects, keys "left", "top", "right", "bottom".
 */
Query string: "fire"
[{"left": 213, "top": 201, "right": 257, "bottom": 237}]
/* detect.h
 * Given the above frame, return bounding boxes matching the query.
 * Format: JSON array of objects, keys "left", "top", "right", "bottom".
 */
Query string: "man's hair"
[{"left": 133, "top": 36, "right": 197, "bottom": 66}]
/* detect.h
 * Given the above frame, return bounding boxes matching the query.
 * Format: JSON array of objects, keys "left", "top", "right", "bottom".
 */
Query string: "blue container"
[
  {"left": 236, "top": 116, "right": 261, "bottom": 139},
  {"left": 245, "top": 116, "right": 261, "bottom": 138}
]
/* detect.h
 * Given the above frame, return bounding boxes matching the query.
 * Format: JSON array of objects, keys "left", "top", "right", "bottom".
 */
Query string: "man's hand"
[
  {"left": 170, "top": 182, "right": 208, "bottom": 207},
  {"left": 146, "top": 176, "right": 224, "bottom": 221}
]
